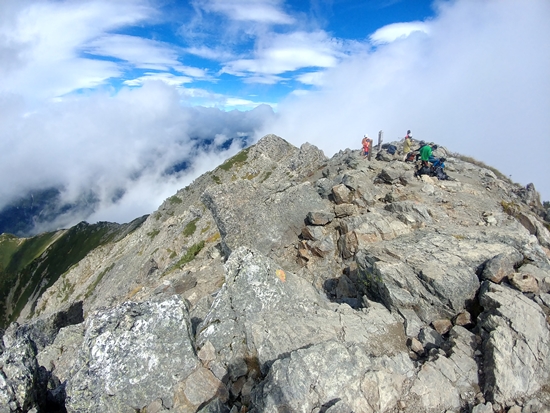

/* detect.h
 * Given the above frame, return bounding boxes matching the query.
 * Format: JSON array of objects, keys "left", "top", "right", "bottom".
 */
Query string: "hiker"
[
  {"left": 402, "top": 130, "right": 413, "bottom": 161},
  {"left": 431, "top": 157, "right": 449, "bottom": 180},
  {"left": 361, "top": 135, "right": 372, "bottom": 158},
  {"left": 418, "top": 141, "right": 436, "bottom": 166}
]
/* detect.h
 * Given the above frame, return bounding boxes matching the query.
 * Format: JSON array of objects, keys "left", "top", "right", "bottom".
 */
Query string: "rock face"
[{"left": 1, "top": 134, "right": 550, "bottom": 412}]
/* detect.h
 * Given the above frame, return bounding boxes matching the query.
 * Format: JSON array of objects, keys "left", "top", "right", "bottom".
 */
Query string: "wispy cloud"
[
  {"left": 222, "top": 31, "right": 344, "bottom": 77},
  {"left": 194, "top": 0, "right": 295, "bottom": 24},
  {"left": 370, "top": 21, "right": 430, "bottom": 45},
  {"left": 84, "top": 34, "right": 182, "bottom": 70},
  {"left": 0, "top": 0, "right": 156, "bottom": 100}
]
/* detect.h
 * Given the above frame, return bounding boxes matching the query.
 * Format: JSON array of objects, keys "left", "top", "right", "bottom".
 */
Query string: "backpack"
[
  {"left": 415, "top": 165, "right": 432, "bottom": 177},
  {"left": 432, "top": 166, "right": 449, "bottom": 180}
]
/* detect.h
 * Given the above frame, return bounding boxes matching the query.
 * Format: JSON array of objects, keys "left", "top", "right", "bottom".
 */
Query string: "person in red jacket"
[{"left": 361, "top": 135, "right": 372, "bottom": 158}]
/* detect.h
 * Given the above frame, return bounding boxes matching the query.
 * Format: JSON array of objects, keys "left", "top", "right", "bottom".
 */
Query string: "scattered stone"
[
  {"left": 408, "top": 337, "right": 424, "bottom": 354},
  {"left": 509, "top": 272, "right": 539, "bottom": 293},
  {"left": 332, "top": 184, "right": 352, "bottom": 204},
  {"left": 334, "top": 203, "right": 358, "bottom": 217},
  {"left": 432, "top": 319, "right": 453, "bottom": 335},
  {"left": 419, "top": 327, "right": 444, "bottom": 351},
  {"left": 307, "top": 235, "right": 336, "bottom": 257},
  {"left": 378, "top": 168, "right": 402, "bottom": 184},
  {"left": 480, "top": 250, "right": 523, "bottom": 283},
  {"left": 306, "top": 210, "right": 335, "bottom": 226},
  {"left": 471, "top": 402, "right": 493, "bottom": 413},
  {"left": 301, "top": 225, "right": 325, "bottom": 241},
  {"left": 518, "top": 264, "right": 550, "bottom": 293},
  {"left": 454, "top": 311, "right": 472, "bottom": 327}
]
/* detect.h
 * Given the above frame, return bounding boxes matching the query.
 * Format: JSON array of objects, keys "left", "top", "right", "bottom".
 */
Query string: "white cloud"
[
  {"left": 0, "top": 81, "right": 275, "bottom": 230},
  {"left": 185, "top": 46, "right": 234, "bottom": 61},
  {"left": 296, "top": 71, "right": 326, "bottom": 86},
  {"left": 258, "top": 0, "right": 550, "bottom": 201},
  {"left": 84, "top": 34, "right": 181, "bottom": 70},
  {"left": 196, "top": 0, "right": 295, "bottom": 24},
  {"left": 223, "top": 31, "right": 343, "bottom": 77},
  {"left": 370, "top": 21, "right": 430, "bottom": 45},
  {"left": 123, "top": 73, "right": 193, "bottom": 87},
  {"left": 174, "top": 65, "right": 209, "bottom": 78},
  {"left": 0, "top": 0, "right": 156, "bottom": 101}
]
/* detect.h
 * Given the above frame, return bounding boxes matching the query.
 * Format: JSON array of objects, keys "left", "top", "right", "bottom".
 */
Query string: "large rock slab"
[
  {"left": 65, "top": 296, "right": 200, "bottom": 413},
  {"left": 0, "top": 335, "right": 43, "bottom": 413},
  {"left": 355, "top": 228, "right": 524, "bottom": 324},
  {"left": 202, "top": 180, "right": 331, "bottom": 258},
  {"left": 251, "top": 340, "right": 415, "bottom": 413},
  {"left": 478, "top": 282, "right": 550, "bottom": 404},
  {"left": 196, "top": 247, "right": 408, "bottom": 387}
]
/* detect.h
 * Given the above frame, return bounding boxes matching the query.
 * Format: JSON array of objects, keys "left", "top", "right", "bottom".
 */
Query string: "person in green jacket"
[{"left": 419, "top": 142, "right": 434, "bottom": 166}]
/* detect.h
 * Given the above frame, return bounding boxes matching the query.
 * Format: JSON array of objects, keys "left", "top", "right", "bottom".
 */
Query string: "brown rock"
[
  {"left": 334, "top": 203, "right": 358, "bottom": 218},
  {"left": 301, "top": 225, "right": 325, "bottom": 241},
  {"left": 332, "top": 184, "right": 352, "bottom": 204},
  {"left": 174, "top": 367, "right": 229, "bottom": 411},
  {"left": 509, "top": 273, "right": 539, "bottom": 293},
  {"left": 306, "top": 211, "right": 335, "bottom": 225},
  {"left": 408, "top": 337, "right": 424, "bottom": 354},
  {"left": 454, "top": 311, "right": 472, "bottom": 327},
  {"left": 432, "top": 319, "right": 452, "bottom": 335}
]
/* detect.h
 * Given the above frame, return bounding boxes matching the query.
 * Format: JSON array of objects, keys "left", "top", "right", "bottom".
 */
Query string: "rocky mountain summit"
[{"left": 1, "top": 134, "right": 550, "bottom": 413}]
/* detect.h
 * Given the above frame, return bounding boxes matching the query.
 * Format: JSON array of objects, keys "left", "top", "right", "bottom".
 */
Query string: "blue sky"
[
  {"left": 0, "top": 0, "right": 437, "bottom": 110},
  {"left": 0, "top": 0, "right": 549, "bottom": 231}
]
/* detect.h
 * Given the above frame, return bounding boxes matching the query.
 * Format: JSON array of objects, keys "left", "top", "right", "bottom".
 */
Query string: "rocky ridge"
[{"left": 1, "top": 134, "right": 550, "bottom": 413}]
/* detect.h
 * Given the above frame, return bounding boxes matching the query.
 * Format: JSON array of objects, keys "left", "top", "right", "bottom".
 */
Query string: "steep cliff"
[{"left": 1, "top": 134, "right": 549, "bottom": 413}]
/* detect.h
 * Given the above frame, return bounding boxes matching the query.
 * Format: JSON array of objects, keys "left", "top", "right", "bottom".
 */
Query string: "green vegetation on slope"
[
  {"left": 218, "top": 147, "right": 250, "bottom": 171},
  {"left": 0, "top": 220, "right": 145, "bottom": 328}
]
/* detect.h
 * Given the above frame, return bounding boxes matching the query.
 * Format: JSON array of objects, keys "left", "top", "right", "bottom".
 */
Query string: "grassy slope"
[{"left": 0, "top": 219, "right": 146, "bottom": 328}]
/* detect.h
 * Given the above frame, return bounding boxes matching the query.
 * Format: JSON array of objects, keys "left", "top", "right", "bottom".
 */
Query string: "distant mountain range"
[
  {"left": 0, "top": 135, "right": 251, "bottom": 237},
  {"left": 0, "top": 187, "right": 97, "bottom": 237}
]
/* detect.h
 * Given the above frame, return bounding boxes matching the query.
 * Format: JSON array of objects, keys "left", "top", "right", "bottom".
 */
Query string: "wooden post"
[
  {"left": 378, "top": 130, "right": 383, "bottom": 151},
  {"left": 368, "top": 138, "right": 372, "bottom": 161}
]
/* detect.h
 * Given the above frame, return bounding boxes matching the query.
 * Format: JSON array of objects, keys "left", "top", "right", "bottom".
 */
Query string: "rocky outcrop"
[
  {"left": 65, "top": 296, "right": 202, "bottom": 412},
  {"left": 1, "top": 134, "right": 550, "bottom": 412}
]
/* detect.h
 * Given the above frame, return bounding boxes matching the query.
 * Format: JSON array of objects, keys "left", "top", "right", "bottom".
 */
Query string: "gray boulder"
[
  {"left": 0, "top": 335, "right": 43, "bottom": 413},
  {"left": 478, "top": 282, "right": 550, "bottom": 404},
  {"left": 251, "top": 340, "right": 414, "bottom": 413},
  {"left": 355, "top": 227, "right": 527, "bottom": 325},
  {"left": 65, "top": 296, "right": 200, "bottom": 413},
  {"left": 202, "top": 180, "right": 331, "bottom": 260},
  {"left": 480, "top": 250, "right": 523, "bottom": 283},
  {"left": 196, "top": 247, "right": 408, "bottom": 396}
]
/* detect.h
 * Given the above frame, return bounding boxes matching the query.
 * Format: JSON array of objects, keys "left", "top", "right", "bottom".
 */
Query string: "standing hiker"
[
  {"left": 361, "top": 135, "right": 371, "bottom": 158},
  {"left": 402, "top": 130, "right": 413, "bottom": 161}
]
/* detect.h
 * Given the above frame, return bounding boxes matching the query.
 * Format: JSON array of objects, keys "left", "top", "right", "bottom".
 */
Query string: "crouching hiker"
[
  {"left": 415, "top": 141, "right": 437, "bottom": 177},
  {"left": 419, "top": 141, "right": 435, "bottom": 166}
]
